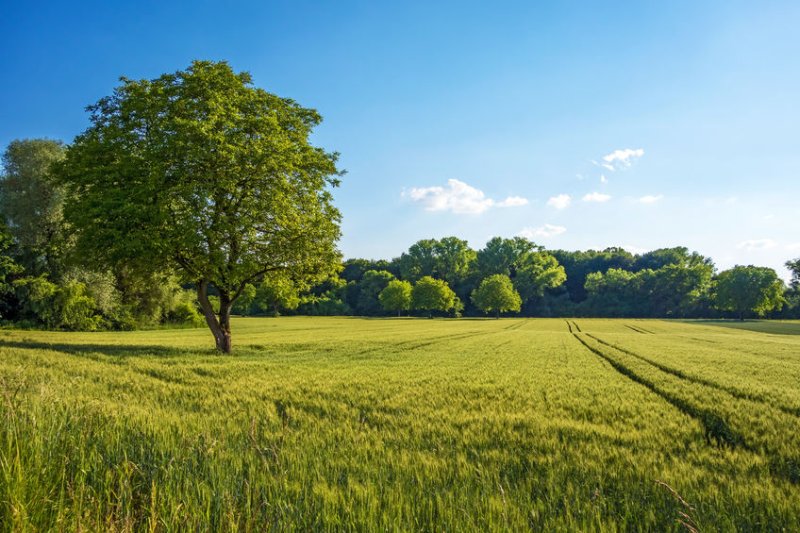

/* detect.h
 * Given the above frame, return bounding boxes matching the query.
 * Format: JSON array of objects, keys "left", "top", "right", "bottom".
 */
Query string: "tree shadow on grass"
[{"left": 0, "top": 339, "right": 213, "bottom": 359}]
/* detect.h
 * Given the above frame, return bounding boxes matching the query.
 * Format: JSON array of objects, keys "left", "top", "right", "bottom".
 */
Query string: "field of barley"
[{"left": 1, "top": 317, "right": 799, "bottom": 531}]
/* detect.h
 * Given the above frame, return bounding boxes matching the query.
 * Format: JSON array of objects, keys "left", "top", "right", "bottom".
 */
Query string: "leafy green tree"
[
  {"left": 584, "top": 268, "right": 644, "bottom": 317},
  {"left": 353, "top": 269, "right": 395, "bottom": 315},
  {"left": 551, "top": 247, "right": 635, "bottom": 302},
  {"left": 412, "top": 276, "right": 458, "bottom": 318},
  {"left": 475, "top": 237, "right": 565, "bottom": 308},
  {"left": 255, "top": 275, "right": 301, "bottom": 316},
  {"left": 714, "top": 266, "right": 785, "bottom": 320},
  {"left": 231, "top": 283, "right": 257, "bottom": 316},
  {"left": 471, "top": 274, "right": 521, "bottom": 317},
  {"left": 787, "top": 259, "right": 800, "bottom": 290},
  {"left": 397, "top": 237, "right": 475, "bottom": 286},
  {"left": 54, "top": 60, "right": 342, "bottom": 352},
  {"left": 0, "top": 222, "right": 23, "bottom": 319},
  {"left": 0, "top": 139, "right": 67, "bottom": 276},
  {"left": 379, "top": 279, "right": 412, "bottom": 316}
]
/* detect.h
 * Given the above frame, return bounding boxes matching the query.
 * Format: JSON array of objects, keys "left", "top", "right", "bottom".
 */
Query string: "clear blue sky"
[{"left": 2, "top": 1, "right": 799, "bottom": 278}]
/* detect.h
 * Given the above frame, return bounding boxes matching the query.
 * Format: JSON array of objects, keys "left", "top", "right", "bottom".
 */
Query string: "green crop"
[{"left": 1, "top": 318, "right": 798, "bottom": 531}]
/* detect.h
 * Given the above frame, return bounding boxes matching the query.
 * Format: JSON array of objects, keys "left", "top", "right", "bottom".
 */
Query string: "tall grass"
[{"left": 1, "top": 317, "right": 799, "bottom": 530}]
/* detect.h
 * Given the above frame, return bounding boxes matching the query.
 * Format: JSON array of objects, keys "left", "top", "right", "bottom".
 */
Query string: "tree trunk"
[
  {"left": 496, "top": 310, "right": 500, "bottom": 319},
  {"left": 197, "top": 280, "right": 234, "bottom": 353}
]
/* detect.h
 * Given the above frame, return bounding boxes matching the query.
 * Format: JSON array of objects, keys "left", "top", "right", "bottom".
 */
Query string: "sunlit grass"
[{"left": 1, "top": 317, "right": 799, "bottom": 530}]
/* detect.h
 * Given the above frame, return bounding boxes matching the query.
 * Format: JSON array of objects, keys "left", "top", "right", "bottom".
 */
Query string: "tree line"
[
  {"left": 2, "top": 138, "right": 798, "bottom": 330},
  {"left": 1, "top": 61, "right": 798, "bottom": 353}
]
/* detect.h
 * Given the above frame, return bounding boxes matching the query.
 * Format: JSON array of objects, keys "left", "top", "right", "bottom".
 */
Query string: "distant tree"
[
  {"left": 412, "top": 276, "right": 458, "bottom": 318},
  {"left": 584, "top": 268, "right": 644, "bottom": 317},
  {"left": 551, "top": 248, "right": 635, "bottom": 302},
  {"left": 0, "top": 139, "right": 67, "bottom": 276},
  {"left": 54, "top": 61, "right": 342, "bottom": 352},
  {"left": 0, "top": 222, "right": 23, "bottom": 319},
  {"left": 476, "top": 237, "right": 566, "bottom": 308},
  {"left": 379, "top": 279, "right": 413, "bottom": 316},
  {"left": 231, "top": 283, "right": 257, "bottom": 316},
  {"left": 397, "top": 237, "right": 475, "bottom": 284},
  {"left": 633, "top": 247, "right": 712, "bottom": 272},
  {"left": 255, "top": 275, "right": 301, "bottom": 316},
  {"left": 341, "top": 258, "right": 398, "bottom": 283},
  {"left": 714, "top": 266, "right": 785, "bottom": 320},
  {"left": 353, "top": 269, "right": 396, "bottom": 315},
  {"left": 787, "top": 259, "right": 800, "bottom": 289},
  {"left": 784, "top": 258, "right": 800, "bottom": 318},
  {"left": 471, "top": 274, "right": 521, "bottom": 317}
]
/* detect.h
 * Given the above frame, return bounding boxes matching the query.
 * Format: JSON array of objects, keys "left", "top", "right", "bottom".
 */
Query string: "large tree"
[
  {"left": 714, "top": 266, "right": 785, "bottom": 320},
  {"left": 471, "top": 274, "right": 521, "bottom": 318},
  {"left": 54, "top": 61, "right": 342, "bottom": 352},
  {"left": 412, "top": 276, "right": 458, "bottom": 318},
  {"left": 0, "top": 139, "right": 67, "bottom": 276},
  {"left": 379, "top": 279, "right": 412, "bottom": 316},
  {"left": 476, "top": 237, "right": 566, "bottom": 305}
]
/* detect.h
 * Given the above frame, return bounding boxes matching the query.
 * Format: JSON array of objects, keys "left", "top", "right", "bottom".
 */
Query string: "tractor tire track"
[
  {"left": 571, "top": 333, "right": 747, "bottom": 448},
  {"left": 587, "top": 333, "right": 800, "bottom": 418}
]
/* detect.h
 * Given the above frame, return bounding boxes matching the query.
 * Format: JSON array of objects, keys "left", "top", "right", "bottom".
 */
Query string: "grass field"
[{"left": 1, "top": 317, "right": 799, "bottom": 531}]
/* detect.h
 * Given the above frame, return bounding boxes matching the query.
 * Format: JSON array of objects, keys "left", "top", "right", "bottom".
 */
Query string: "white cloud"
[
  {"left": 518, "top": 224, "right": 567, "bottom": 239},
  {"left": 405, "top": 179, "right": 528, "bottom": 214},
  {"left": 737, "top": 239, "right": 777, "bottom": 251},
  {"left": 785, "top": 243, "right": 800, "bottom": 252},
  {"left": 582, "top": 192, "right": 611, "bottom": 203},
  {"left": 496, "top": 195, "right": 529, "bottom": 208},
  {"left": 600, "top": 175, "right": 608, "bottom": 184},
  {"left": 622, "top": 244, "right": 649, "bottom": 255},
  {"left": 546, "top": 194, "right": 572, "bottom": 210},
  {"left": 637, "top": 194, "right": 663, "bottom": 204},
  {"left": 598, "top": 148, "right": 644, "bottom": 171}
]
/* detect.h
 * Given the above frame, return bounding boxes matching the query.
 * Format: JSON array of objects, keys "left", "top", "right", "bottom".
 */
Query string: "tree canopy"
[
  {"left": 714, "top": 266, "right": 785, "bottom": 320},
  {"left": 379, "top": 279, "right": 413, "bottom": 316},
  {"left": 0, "top": 139, "right": 66, "bottom": 276},
  {"left": 471, "top": 274, "right": 521, "bottom": 317},
  {"left": 54, "top": 60, "right": 342, "bottom": 352},
  {"left": 412, "top": 276, "right": 459, "bottom": 317}
]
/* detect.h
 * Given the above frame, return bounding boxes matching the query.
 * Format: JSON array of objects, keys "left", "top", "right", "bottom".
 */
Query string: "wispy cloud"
[
  {"left": 637, "top": 194, "right": 663, "bottom": 204},
  {"left": 600, "top": 174, "right": 608, "bottom": 184},
  {"left": 496, "top": 196, "right": 529, "bottom": 208},
  {"left": 737, "top": 239, "right": 777, "bottom": 251},
  {"left": 582, "top": 192, "right": 611, "bottom": 203},
  {"left": 595, "top": 148, "right": 644, "bottom": 171},
  {"left": 546, "top": 194, "right": 571, "bottom": 210},
  {"left": 405, "top": 179, "right": 528, "bottom": 214},
  {"left": 785, "top": 243, "right": 800, "bottom": 252},
  {"left": 518, "top": 224, "right": 567, "bottom": 239}
]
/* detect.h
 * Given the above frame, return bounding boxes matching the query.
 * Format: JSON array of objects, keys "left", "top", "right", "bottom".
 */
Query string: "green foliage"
[
  {"left": 398, "top": 237, "right": 475, "bottom": 285},
  {"left": 0, "top": 139, "right": 66, "bottom": 276},
  {"left": 412, "top": 276, "right": 459, "bottom": 317},
  {"left": 379, "top": 279, "right": 413, "bottom": 315},
  {"left": 714, "top": 266, "right": 786, "bottom": 319},
  {"left": 1, "top": 318, "right": 800, "bottom": 530},
  {"left": 471, "top": 274, "right": 522, "bottom": 316},
  {"left": 351, "top": 269, "right": 396, "bottom": 315},
  {"left": 254, "top": 275, "right": 301, "bottom": 316},
  {"left": 12, "top": 276, "right": 101, "bottom": 330},
  {"left": 54, "top": 60, "right": 342, "bottom": 351},
  {"left": 476, "top": 237, "right": 566, "bottom": 306}
]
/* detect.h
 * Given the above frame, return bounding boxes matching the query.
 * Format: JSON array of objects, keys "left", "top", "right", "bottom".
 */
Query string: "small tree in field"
[
  {"left": 472, "top": 274, "right": 521, "bottom": 318},
  {"left": 54, "top": 61, "right": 342, "bottom": 352},
  {"left": 412, "top": 276, "right": 457, "bottom": 318},
  {"left": 379, "top": 279, "right": 412, "bottom": 316},
  {"left": 714, "top": 265, "right": 785, "bottom": 320}
]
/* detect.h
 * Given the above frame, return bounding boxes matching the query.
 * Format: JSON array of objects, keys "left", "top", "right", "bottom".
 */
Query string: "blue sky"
[{"left": 2, "top": 1, "right": 799, "bottom": 278}]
